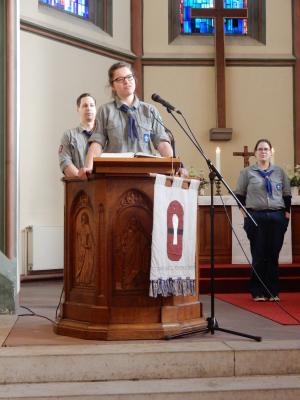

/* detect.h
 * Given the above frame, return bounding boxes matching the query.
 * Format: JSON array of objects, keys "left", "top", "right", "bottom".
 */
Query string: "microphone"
[{"left": 151, "top": 93, "right": 181, "bottom": 114}]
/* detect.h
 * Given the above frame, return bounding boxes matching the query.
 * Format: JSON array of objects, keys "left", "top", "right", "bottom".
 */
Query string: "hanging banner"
[{"left": 149, "top": 174, "right": 199, "bottom": 297}]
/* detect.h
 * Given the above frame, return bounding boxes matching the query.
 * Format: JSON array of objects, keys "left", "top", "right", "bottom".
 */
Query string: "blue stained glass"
[
  {"left": 180, "top": 0, "right": 247, "bottom": 35},
  {"left": 39, "top": 0, "right": 89, "bottom": 19}
]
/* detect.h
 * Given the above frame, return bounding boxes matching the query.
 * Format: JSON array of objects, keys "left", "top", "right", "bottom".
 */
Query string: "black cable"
[
  {"left": 55, "top": 285, "right": 65, "bottom": 320},
  {"left": 18, "top": 305, "right": 55, "bottom": 324}
]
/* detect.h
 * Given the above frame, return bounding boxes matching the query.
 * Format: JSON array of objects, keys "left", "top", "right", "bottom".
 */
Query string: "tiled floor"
[{"left": 2, "top": 279, "right": 300, "bottom": 347}]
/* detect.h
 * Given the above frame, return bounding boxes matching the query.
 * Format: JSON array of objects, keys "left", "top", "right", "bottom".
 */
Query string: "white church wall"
[
  {"left": 144, "top": 66, "right": 216, "bottom": 178},
  {"left": 19, "top": 30, "right": 115, "bottom": 271},
  {"left": 144, "top": 65, "right": 294, "bottom": 189},
  {"left": 143, "top": 0, "right": 293, "bottom": 59},
  {"left": 20, "top": 0, "right": 132, "bottom": 55},
  {"left": 225, "top": 66, "right": 294, "bottom": 184}
]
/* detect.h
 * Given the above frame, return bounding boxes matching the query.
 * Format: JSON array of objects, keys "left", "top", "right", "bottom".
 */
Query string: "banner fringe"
[{"left": 149, "top": 278, "right": 195, "bottom": 298}]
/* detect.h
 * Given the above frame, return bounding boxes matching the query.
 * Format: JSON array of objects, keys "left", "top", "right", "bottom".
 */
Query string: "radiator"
[{"left": 23, "top": 226, "right": 64, "bottom": 273}]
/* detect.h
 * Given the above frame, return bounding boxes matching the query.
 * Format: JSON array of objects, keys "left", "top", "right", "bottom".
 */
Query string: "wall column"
[
  {"left": 131, "top": 0, "right": 143, "bottom": 98},
  {"left": 293, "top": 0, "right": 300, "bottom": 164},
  {"left": 5, "top": 0, "right": 16, "bottom": 259}
]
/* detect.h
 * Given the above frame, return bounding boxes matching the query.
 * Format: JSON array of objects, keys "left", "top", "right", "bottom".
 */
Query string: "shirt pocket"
[
  {"left": 249, "top": 176, "right": 264, "bottom": 195},
  {"left": 106, "top": 120, "right": 125, "bottom": 147},
  {"left": 136, "top": 121, "right": 153, "bottom": 147},
  {"left": 68, "top": 137, "right": 85, "bottom": 168}
]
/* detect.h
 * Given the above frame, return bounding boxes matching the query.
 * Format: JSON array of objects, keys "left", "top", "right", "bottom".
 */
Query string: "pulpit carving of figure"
[
  {"left": 75, "top": 211, "right": 95, "bottom": 285},
  {"left": 120, "top": 216, "right": 151, "bottom": 290}
]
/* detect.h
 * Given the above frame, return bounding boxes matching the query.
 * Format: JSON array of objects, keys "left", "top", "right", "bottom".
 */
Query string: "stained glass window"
[
  {"left": 39, "top": 0, "right": 89, "bottom": 20},
  {"left": 180, "top": 0, "right": 247, "bottom": 35}
]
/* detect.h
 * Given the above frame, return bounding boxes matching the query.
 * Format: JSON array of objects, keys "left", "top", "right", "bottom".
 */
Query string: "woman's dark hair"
[
  {"left": 254, "top": 139, "right": 272, "bottom": 152},
  {"left": 108, "top": 62, "right": 134, "bottom": 84},
  {"left": 76, "top": 93, "right": 96, "bottom": 107}
]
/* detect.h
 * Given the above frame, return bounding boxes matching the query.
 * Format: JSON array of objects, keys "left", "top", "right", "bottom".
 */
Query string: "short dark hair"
[
  {"left": 108, "top": 62, "right": 134, "bottom": 84},
  {"left": 76, "top": 93, "right": 96, "bottom": 107},
  {"left": 254, "top": 139, "right": 272, "bottom": 152}
]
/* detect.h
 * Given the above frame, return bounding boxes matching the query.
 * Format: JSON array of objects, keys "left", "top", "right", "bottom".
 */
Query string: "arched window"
[
  {"left": 181, "top": 0, "right": 247, "bottom": 35},
  {"left": 169, "top": 0, "right": 266, "bottom": 44},
  {"left": 39, "top": 0, "right": 89, "bottom": 19},
  {"left": 39, "top": 0, "right": 112, "bottom": 35}
]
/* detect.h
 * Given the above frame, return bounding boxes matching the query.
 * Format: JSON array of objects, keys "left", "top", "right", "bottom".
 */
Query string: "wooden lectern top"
[{"left": 93, "top": 156, "right": 181, "bottom": 175}]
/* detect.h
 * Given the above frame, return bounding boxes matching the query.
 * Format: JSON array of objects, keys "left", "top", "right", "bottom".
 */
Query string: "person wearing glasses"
[
  {"left": 59, "top": 93, "right": 98, "bottom": 179},
  {"left": 235, "top": 139, "right": 291, "bottom": 302},
  {"left": 82, "top": 61, "right": 173, "bottom": 174}
]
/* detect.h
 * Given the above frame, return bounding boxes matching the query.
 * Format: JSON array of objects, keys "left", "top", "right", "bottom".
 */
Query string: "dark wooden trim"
[
  {"left": 0, "top": 1, "right": 4, "bottom": 252},
  {"left": 258, "top": 0, "right": 266, "bottom": 44},
  {"left": 131, "top": 0, "right": 143, "bottom": 99},
  {"left": 5, "top": 0, "right": 15, "bottom": 259},
  {"left": 20, "top": 20, "right": 135, "bottom": 63},
  {"left": 143, "top": 58, "right": 214, "bottom": 66},
  {"left": 293, "top": 0, "right": 300, "bottom": 165},
  {"left": 227, "top": 59, "right": 295, "bottom": 67},
  {"left": 168, "top": 0, "right": 180, "bottom": 44},
  {"left": 142, "top": 58, "right": 294, "bottom": 67}
]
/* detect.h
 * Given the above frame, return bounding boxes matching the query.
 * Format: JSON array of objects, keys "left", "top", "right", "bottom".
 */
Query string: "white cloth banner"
[{"left": 149, "top": 174, "right": 200, "bottom": 297}]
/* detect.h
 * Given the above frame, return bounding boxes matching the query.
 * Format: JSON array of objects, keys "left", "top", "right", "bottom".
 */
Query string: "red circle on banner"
[{"left": 167, "top": 200, "right": 184, "bottom": 261}]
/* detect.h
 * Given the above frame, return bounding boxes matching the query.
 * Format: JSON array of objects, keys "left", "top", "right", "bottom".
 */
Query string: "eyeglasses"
[
  {"left": 256, "top": 148, "right": 271, "bottom": 152},
  {"left": 112, "top": 74, "right": 135, "bottom": 84}
]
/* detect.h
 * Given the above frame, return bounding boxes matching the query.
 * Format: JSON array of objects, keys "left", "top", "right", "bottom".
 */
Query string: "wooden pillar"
[
  {"left": 293, "top": 0, "right": 300, "bottom": 164},
  {"left": 5, "top": 0, "right": 16, "bottom": 259},
  {"left": 191, "top": 1, "right": 247, "bottom": 129},
  {"left": 131, "top": 0, "right": 143, "bottom": 99}
]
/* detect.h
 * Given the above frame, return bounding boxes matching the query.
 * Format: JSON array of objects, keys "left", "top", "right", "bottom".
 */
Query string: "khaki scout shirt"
[
  {"left": 89, "top": 97, "right": 170, "bottom": 154},
  {"left": 235, "top": 164, "right": 291, "bottom": 210},
  {"left": 58, "top": 126, "right": 91, "bottom": 173}
]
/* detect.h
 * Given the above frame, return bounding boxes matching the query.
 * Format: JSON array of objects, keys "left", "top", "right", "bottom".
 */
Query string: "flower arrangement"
[
  {"left": 288, "top": 165, "right": 300, "bottom": 187},
  {"left": 188, "top": 167, "right": 208, "bottom": 194}
]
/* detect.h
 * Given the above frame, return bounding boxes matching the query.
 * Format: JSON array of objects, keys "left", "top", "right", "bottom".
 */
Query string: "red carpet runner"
[{"left": 216, "top": 292, "right": 300, "bottom": 325}]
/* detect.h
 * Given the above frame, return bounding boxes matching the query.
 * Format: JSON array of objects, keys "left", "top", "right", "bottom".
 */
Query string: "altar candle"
[
  {"left": 271, "top": 147, "right": 275, "bottom": 164},
  {"left": 216, "top": 147, "right": 221, "bottom": 173}
]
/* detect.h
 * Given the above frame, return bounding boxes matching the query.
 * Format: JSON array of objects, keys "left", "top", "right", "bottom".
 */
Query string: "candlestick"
[{"left": 216, "top": 147, "right": 221, "bottom": 173}]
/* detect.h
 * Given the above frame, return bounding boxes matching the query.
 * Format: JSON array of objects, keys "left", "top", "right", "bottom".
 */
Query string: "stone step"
[
  {"left": 1, "top": 375, "right": 300, "bottom": 399},
  {"left": 1, "top": 340, "right": 300, "bottom": 385}
]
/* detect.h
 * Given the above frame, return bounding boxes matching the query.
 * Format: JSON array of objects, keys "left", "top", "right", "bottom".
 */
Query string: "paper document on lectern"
[
  {"left": 100, "top": 152, "right": 162, "bottom": 158},
  {"left": 149, "top": 174, "right": 200, "bottom": 298}
]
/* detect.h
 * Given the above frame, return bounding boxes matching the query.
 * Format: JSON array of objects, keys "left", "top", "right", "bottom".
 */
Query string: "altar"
[{"left": 197, "top": 194, "right": 300, "bottom": 264}]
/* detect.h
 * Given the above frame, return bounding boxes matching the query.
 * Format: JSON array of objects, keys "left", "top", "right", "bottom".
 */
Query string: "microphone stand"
[
  {"left": 163, "top": 107, "right": 261, "bottom": 342},
  {"left": 150, "top": 110, "right": 176, "bottom": 157}
]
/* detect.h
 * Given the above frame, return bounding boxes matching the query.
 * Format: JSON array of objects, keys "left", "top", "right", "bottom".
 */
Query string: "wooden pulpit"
[{"left": 54, "top": 157, "right": 206, "bottom": 340}]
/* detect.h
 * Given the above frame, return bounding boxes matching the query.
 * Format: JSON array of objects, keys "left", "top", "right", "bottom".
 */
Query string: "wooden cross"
[
  {"left": 191, "top": 1, "right": 247, "bottom": 128},
  {"left": 233, "top": 146, "right": 254, "bottom": 167}
]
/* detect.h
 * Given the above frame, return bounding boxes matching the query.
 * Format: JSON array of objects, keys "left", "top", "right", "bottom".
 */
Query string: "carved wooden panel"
[
  {"left": 198, "top": 205, "right": 232, "bottom": 264},
  {"left": 70, "top": 192, "right": 96, "bottom": 288},
  {"left": 113, "top": 189, "right": 152, "bottom": 293},
  {"left": 292, "top": 205, "right": 300, "bottom": 262}
]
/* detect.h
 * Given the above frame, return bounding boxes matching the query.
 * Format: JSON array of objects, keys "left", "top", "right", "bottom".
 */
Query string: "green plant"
[{"left": 288, "top": 165, "right": 300, "bottom": 187}]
